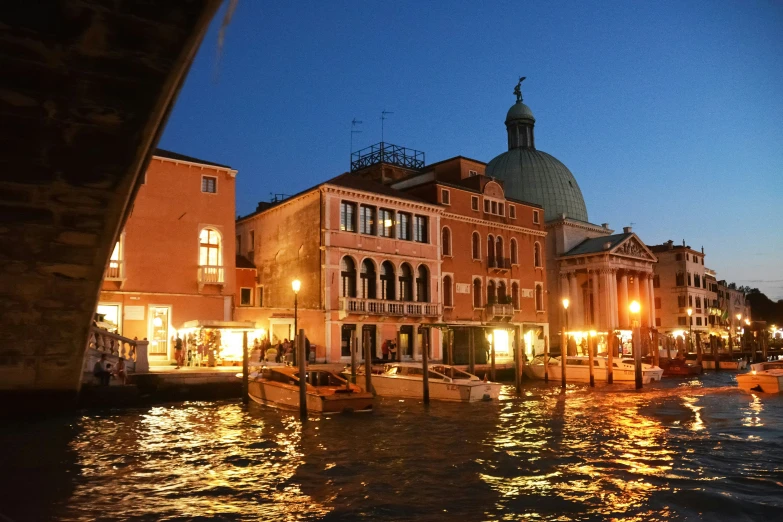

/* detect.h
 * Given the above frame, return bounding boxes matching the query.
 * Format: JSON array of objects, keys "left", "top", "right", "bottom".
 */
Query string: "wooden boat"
[
  {"left": 750, "top": 360, "right": 783, "bottom": 372},
  {"left": 347, "top": 363, "right": 502, "bottom": 402},
  {"left": 526, "top": 355, "right": 663, "bottom": 384},
  {"left": 685, "top": 353, "right": 747, "bottom": 370},
  {"left": 248, "top": 366, "right": 373, "bottom": 414},
  {"left": 660, "top": 358, "right": 703, "bottom": 376},
  {"left": 736, "top": 369, "right": 783, "bottom": 394}
]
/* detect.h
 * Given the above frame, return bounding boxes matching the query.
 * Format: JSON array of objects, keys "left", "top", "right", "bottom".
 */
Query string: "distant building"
[
  {"left": 390, "top": 156, "right": 550, "bottom": 363},
  {"left": 647, "top": 240, "right": 709, "bottom": 338},
  {"left": 717, "top": 280, "right": 750, "bottom": 344},
  {"left": 235, "top": 172, "right": 443, "bottom": 363},
  {"left": 483, "top": 81, "right": 657, "bottom": 354},
  {"left": 97, "top": 150, "right": 243, "bottom": 363}
]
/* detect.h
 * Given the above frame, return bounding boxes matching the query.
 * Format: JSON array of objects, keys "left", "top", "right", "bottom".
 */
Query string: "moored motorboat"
[
  {"left": 660, "top": 358, "right": 703, "bottom": 376},
  {"left": 347, "top": 363, "right": 502, "bottom": 402},
  {"left": 750, "top": 360, "right": 783, "bottom": 372},
  {"left": 248, "top": 366, "right": 374, "bottom": 414},
  {"left": 686, "top": 354, "right": 747, "bottom": 370},
  {"left": 736, "top": 369, "right": 783, "bottom": 394},
  {"left": 527, "top": 355, "right": 663, "bottom": 384}
]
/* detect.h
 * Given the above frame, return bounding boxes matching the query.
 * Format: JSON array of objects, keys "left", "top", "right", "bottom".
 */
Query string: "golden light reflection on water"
[{"left": 742, "top": 393, "right": 764, "bottom": 428}]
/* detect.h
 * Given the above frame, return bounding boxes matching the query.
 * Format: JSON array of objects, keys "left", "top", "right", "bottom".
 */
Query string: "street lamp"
[
  {"left": 561, "top": 298, "right": 569, "bottom": 389},
  {"left": 292, "top": 279, "right": 301, "bottom": 365},
  {"left": 687, "top": 308, "right": 693, "bottom": 351},
  {"left": 735, "top": 313, "right": 742, "bottom": 353},
  {"left": 630, "top": 300, "right": 642, "bottom": 389}
]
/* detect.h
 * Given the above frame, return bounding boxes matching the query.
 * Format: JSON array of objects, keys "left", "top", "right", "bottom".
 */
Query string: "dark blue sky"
[{"left": 160, "top": 0, "right": 783, "bottom": 299}]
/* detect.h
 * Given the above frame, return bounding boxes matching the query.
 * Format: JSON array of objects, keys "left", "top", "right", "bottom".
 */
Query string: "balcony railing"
[
  {"left": 198, "top": 265, "right": 225, "bottom": 284},
  {"left": 105, "top": 260, "right": 124, "bottom": 280},
  {"left": 488, "top": 257, "right": 511, "bottom": 272},
  {"left": 486, "top": 303, "right": 514, "bottom": 320},
  {"left": 340, "top": 297, "right": 440, "bottom": 317}
]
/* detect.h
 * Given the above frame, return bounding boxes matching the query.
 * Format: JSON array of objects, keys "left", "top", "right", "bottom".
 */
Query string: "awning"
[{"left": 181, "top": 320, "right": 257, "bottom": 330}]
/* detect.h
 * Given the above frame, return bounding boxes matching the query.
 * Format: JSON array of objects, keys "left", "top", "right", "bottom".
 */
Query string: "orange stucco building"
[
  {"left": 97, "top": 150, "right": 241, "bottom": 363},
  {"left": 235, "top": 173, "right": 443, "bottom": 363},
  {"left": 392, "top": 156, "right": 549, "bottom": 363}
]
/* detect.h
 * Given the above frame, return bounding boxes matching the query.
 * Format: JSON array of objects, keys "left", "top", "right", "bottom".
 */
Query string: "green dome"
[
  {"left": 485, "top": 148, "right": 588, "bottom": 222},
  {"left": 506, "top": 102, "right": 535, "bottom": 123}
]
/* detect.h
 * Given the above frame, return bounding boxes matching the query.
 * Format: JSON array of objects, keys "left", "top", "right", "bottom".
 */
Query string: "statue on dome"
[{"left": 514, "top": 76, "right": 526, "bottom": 102}]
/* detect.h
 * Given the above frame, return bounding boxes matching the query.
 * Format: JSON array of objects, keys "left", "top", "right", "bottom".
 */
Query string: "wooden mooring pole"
[
  {"left": 543, "top": 335, "right": 549, "bottom": 383},
  {"left": 606, "top": 333, "right": 614, "bottom": 384},
  {"left": 242, "top": 331, "right": 249, "bottom": 405},
  {"left": 350, "top": 334, "right": 357, "bottom": 383},
  {"left": 298, "top": 329, "right": 307, "bottom": 419},
  {"left": 363, "top": 329, "right": 373, "bottom": 396},
  {"left": 514, "top": 326, "right": 522, "bottom": 394},
  {"left": 469, "top": 330, "right": 475, "bottom": 375},
  {"left": 588, "top": 332, "right": 595, "bottom": 387},
  {"left": 421, "top": 327, "right": 430, "bottom": 404}
]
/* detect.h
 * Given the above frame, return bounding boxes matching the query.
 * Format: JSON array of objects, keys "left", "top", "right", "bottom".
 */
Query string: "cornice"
[
  {"left": 443, "top": 212, "right": 547, "bottom": 237},
  {"left": 152, "top": 156, "right": 238, "bottom": 177},
  {"left": 323, "top": 185, "right": 443, "bottom": 214}
]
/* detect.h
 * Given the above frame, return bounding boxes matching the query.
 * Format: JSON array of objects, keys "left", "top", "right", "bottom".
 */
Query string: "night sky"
[{"left": 159, "top": 0, "right": 783, "bottom": 299}]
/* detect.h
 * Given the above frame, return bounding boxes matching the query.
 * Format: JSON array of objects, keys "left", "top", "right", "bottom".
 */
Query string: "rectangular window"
[
  {"left": 499, "top": 203, "right": 505, "bottom": 216},
  {"left": 694, "top": 274, "right": 701, "bottom": 287},
  {"left": 701, "top": 257, "right": 704, "bottom": 265},
  {"left": 676, "top": 253, "right": 683, "bottom": 261},
  {"left": 509, "top": 205, "right": 516, "bottom": 219},
  {"left": 687, "top": 273, "right": 692, "bottom": 286},
  {"left": 655, "top": 317, "right": 661, "bottom": 327},
  {"left": 533, "top": 210, "right": 540, "bottom": 224},
  {"left": 678, "top": 295, "right": 687, "bottom": 307},
  {"left": 678, "top": 317, "right": 687, "bottom": 326},
  {"left": 686, "top": 253, "right": 690, "bottom": 261},
  {"left": 201, "top": 176, "right": 217, "bottom": 193},
  {"left": 696, "top": 297, "right": 702, "bottom": 308},
  {"left": 483, "top": 199, "right": 490, "bottom": 213},
  {"left": 653, "top": 274, "right": 660, "bottom": 288},
  {"left": 240, "top": 288, "right": 252, "bottom": 306},
  {"left": 689, "top": 295, "right": 693, "bottom": 306},
  {"left": 236, "top": 235, "right": 242, "bottom": 254},
  {"left": 359, "top": 205, "right": 375, "bottom": 235},
  {"left": 491, "top": 201, "right": 497, "bottom": 214},
  {"left": 441, "top": 189, "right": 450, "bottom": 205},
  {"left": 676, "top": 272, "right": 685, "bottom": 286},
  {"left": 655, "top": 297, "right": 661, "bottom": 309},
  {"left": 396, "top": 212, "right": 411, "bottom": 240},
  {"left": 379, "top": 209, "right": 394, "bottom": 237},
  {"left": 340, "top": 201, "right": 357, "bottom": 232},
  {"left": 696, "top": 317, "right": 703, "bottom": 326},
  {"left": 413, "top": 215, "right": 428, "bottom": 243},
  {"left": 249, "top": 230, "right": 255, "bottom": 250},
  {"left": 471, "top": 196, "right": 479, "bottom": 211},
  {"left": 257, "top": 287, "right": 264, "bottom": 308}
]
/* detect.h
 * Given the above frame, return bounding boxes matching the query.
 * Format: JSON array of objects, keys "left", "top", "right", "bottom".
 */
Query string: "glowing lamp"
[
  {"left": 745, "top": 319, "right": 750, "bottom": 325},
  {"left": 629, "top": 300, "right": 641, "bottom": 314},
  {"left": 292, "top": 279, "right": 301, "bottom": 293},
  {"left": 589, "top": 330, "right": 597, "bottom": 337},
  {"left": 736, "top": 314, "right": 742, "bottom": 321},
  {"left": 153, "top": 316, "right": 163, "bottom": 327},
  {"left": 687, "top": 308, "right": 693, "bottom": 317},
  {"left": 562, "top": 298, "right": 570, "bottom": 310}
]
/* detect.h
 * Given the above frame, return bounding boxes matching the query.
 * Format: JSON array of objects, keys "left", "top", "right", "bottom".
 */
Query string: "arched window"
[
  {"left": 399, "top": 263, "right": 413, "bottom": 301},
  {"left": 473, "top": 278, "right": 482, "bottom": 308},
  {"left": 340, "top": 256, "right": 357, "bottom": 297},
  {"left": 512, "top": 282, "right": 520, "bottom": 310},
  {"left": 534, "top": 242, "right": 542, "bottom": 268},
  {"left": 487, "top": 280, "right": 496, "bottom": 305},
  {"left": 199, "top": 228, "right": 222, "bottom": 267},
  {"left": 416, "top": 265, "right": 429, "bottom": 302},
  {"left": 498, "top": 281, "right": 507, "bottom": 303},
  {"left": 442, "top": 227, "right": 451, "bottom": 257},
  {"left": 381, "top": 261, "right": 396, "bottom": 300},
  {"left": 487, "top": 235, "right": 495, "bottom": 266},
  {"left": 472, "top": 232, "right": 480, "bottom": 260},
  {"left": 360, "top": 259, "right": 376, "bottom": 299},
  {"left": 510, "top": 238, "right": 518, "bottom": 265},
  {"left": 495, "top": 236, "right": 503, "bottom": 265},
  {"left": 443, "top": 275, "right": 453, "bottom": 307},
  {"left": 535, "top": 284, "right": 543, "bottom": 311}
]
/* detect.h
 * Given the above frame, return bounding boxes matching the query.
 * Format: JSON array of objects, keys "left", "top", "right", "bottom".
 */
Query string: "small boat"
[
  {"left": 347, "top": 363, "right": 502, "bottom": 402},
  {"left": 527, "top": 355, "right": 663, "bottom": 384},
  {"left": 750, "top": 360, "right": 783, "bottom": 372},
  {"left": 248, "top": 366, "right": 374, "bottom": 414},
  {"left": 686, "top": 353, "right": 747, "bottom": 370},
  {"left": 736, "top": 369, "right": 783, "bottom": 394},
  {"left": 660, "top": 358, "right": 703, "bottom": 376}
]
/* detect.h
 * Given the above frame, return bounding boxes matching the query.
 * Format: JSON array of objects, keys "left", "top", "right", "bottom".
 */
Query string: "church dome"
[{"left": 486, "top": 81, "right": 588, "bottom": 223}]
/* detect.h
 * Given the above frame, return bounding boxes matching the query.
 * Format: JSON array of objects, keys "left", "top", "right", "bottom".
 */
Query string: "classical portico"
[{"left": 556, "top": 231, "right": 658, "bottom": 335}]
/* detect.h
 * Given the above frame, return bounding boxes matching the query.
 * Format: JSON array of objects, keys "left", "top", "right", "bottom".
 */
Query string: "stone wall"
[{"left": 0, "top": 0, "right": 222, "bottom": 412}]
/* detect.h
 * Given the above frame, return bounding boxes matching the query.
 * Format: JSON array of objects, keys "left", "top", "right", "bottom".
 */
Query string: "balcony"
[
  {"left": 486, "top": 303, "right": 514, "bottom": 321},
  {"left": 105, "top": 260, "right": 124, "bottom": 280},
  {"left": 487, "top": 257, "right": 511, "bottom": 273},
  {"left": 198, "top": 265, "right": 225, "bottom": 290},
  {"left": 340, "top": 297, "right": 440, "bottom": 317}
]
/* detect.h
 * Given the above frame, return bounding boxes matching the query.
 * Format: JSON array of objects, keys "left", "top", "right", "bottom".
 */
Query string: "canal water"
[{"left": 2, "top": 373, "right": 782, "bottom": 521}]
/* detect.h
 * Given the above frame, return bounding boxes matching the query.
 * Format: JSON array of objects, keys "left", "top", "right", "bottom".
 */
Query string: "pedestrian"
[
  {"left": 305, "top": 337, "right": 311, "bottom": 363},
  {"left": 389, "top": 340, "right": 398, "bottom": 361},
  {"left": 381, "top": 339, "right": 389, "bottom": 361},
  {"left": 282, "top": 338, "right": 292, "bottom": 365},
  {"left": 175, "top": 334, "right": 184, "bottom": 369},
  {"left": 93, "top": 354, "right": 111, "bottom": 386},
  {"left": 114, "top": 357, "right": 127, "bottom": 385}
]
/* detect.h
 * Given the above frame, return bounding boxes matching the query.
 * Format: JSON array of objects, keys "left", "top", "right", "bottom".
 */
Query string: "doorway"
[
  {"left": 149, "top": 306, "right": 170, "bottom": 356},
  {"left": 361, "top": 324, "right": 376, "bottom": 361},
  {"left": 399, "top": 325, "right": 413, "bottom": 360},
  {"left": 341, "top": 324, "right": 356, "bottom": 357}
]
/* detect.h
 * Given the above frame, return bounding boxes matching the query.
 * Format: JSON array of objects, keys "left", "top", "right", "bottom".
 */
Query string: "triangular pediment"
[{"left": 611, "top": 235, "right": 656, "bottom": 261}]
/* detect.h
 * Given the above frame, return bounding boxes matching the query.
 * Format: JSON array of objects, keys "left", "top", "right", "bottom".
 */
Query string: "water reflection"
[{"left": 1, "top": 373, "right": 782, "bottom": 521}]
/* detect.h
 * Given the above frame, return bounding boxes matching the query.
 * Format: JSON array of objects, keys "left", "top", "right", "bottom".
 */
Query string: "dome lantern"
[{"left": 506, "top": 77, "right": 536, "bottom": 150}]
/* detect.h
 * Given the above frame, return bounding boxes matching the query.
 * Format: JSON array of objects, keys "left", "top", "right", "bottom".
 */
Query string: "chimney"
[
  {"left": 682, "top": 239, "right": 686, "bottom": 247},
  {"left": 601, "top": 223, "right": 609, "bottom": 229},
  {"left": 623, "top": 226, "right": 632, "bottom": 233},
  {"left": 667, "top": 240, "right": 674, "bottom": 250}
]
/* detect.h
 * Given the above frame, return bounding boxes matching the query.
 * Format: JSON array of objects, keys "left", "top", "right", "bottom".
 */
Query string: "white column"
[
  {"left": 639, "top": 273, "right": 649, "bottom": 327},
  {"left": 609, "top": 269, "right": 618, "bottom": 330},
  {"left": 648, "top": 274, "right": 656, "bottom": 328},
  {"left": 569, "top": 272, "right": 580, "bottom": 329},
  {"left": 620, "top": 271, "right": 629, "bottom": 329}
]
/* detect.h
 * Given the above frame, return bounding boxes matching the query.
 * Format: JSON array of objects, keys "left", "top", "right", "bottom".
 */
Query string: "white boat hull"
[
  {"left": 702, "top": 359, "right": 747, "bottom": 370},
  {"left": 737, "top": 370, "right": 783, "bottom": 394},
  {"left": 527, "top": 356, "right": 663, "bottom": 384},
  {"left": 248, "top": 380, "right": 374, "bottom": 414},
  {"left": 750, "top": 361, "right": 783, "bottom": 372},
  {"left": 363, "top": 375, "right": 502, "bottom": 402}
]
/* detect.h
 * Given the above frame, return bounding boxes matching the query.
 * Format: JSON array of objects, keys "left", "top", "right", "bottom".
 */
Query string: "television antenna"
[
  {"left": 381, "top": 110, "right": 394, "bottom": 142},
  {"left": 350, "top": 118, "right": 363, "bottom": 155}
]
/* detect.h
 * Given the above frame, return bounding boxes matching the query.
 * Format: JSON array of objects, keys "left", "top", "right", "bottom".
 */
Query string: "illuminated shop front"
[{"left": 177, "top": 320, "right": 263, "bottom": 366}]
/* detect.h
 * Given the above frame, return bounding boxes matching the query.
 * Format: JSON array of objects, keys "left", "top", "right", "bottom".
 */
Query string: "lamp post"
[
  {"left": 630, "top": 300, "right": 642, "bottom": 389},
  {"left": 687, "top": 308, "right": 693, "bottom": 353},
  {"left": 292, "top": 279, "right": 301, "bottom": 365},
  {"left": 561, "top": 298, "right": 569, "bottom": 389},
  {"left": 735, "top": 313, "right": 742, "bottom": 355}
]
